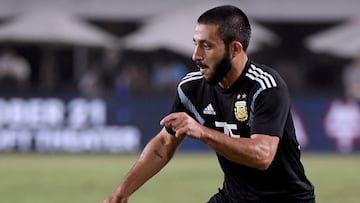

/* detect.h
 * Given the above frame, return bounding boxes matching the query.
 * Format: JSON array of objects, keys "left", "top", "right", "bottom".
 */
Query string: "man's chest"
[{"left": 194, "top": 87, "right": 253, "bottom": 138}]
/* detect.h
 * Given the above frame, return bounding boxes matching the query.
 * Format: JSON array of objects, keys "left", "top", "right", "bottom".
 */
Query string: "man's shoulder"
[
  {"left": 245, "top": 61, "right": 286, "bottom": 90},
  {"left": 178, "top": 71, "right": 204, "bottom": 89}
]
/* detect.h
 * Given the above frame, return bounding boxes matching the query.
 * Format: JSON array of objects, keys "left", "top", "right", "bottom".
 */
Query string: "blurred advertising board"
[
  {"left": 0, "top": 97, "right": 141, "bottom": 153},
  {"left": 0, "top": 96, "right": 359, "bottom": 153}
]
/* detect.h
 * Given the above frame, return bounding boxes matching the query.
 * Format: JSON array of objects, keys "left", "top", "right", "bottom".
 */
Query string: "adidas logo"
[{"left": 203, "top": 103, "right": 216, "bottom": 115}]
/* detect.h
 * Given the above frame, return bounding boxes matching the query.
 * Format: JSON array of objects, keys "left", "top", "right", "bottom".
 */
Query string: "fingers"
[
  {"left": 160, "top": 112, "right": 180, "bottom": 126},
  {"left": 160, "top": 113, "right": 180, "bottom": 129},
  {"left": 160, "top": 112, "right": 201, "bottom": 139},
  {"left": 160, "top": 112, "right": 188, "bottom": 137},
  {"left": 103, "top": 197, "right": 128, "bottom": 203}
]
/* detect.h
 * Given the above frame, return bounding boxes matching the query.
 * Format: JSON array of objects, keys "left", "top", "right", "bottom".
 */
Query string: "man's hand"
[
  {"left": 160, "top": 112, "right": 204, "bottom": 139},
  {"left": 103, "top": 194, "right": 128, "bottom": 203}
]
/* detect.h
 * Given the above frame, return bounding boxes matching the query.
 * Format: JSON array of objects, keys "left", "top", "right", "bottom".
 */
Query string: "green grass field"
[{"left": 0, "top": 152, "right": 359, "bottom": 203}]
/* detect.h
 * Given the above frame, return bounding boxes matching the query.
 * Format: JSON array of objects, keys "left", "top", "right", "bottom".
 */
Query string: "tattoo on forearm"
[{"left": 153, "top": 150, "right": 163, "bottom": 159}]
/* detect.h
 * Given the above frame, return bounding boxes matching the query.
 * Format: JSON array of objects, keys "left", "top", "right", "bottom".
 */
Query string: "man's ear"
[{"left": 231, "top": 41, "right": 244, "bottom": 58}]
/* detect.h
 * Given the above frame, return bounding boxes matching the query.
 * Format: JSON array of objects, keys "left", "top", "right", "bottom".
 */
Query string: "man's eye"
[{"left": 203, "top": 43, "right": 211, "bottom": 49}]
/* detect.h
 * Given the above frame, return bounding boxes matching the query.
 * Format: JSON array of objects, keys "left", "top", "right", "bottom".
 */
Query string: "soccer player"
[{"left": 103, "top": 5, "right": 315, "bottom": 203}]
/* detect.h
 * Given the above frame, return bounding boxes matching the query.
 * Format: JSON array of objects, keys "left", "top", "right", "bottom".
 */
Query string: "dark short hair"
[{"left": 197, "top": 5, "right": 251, "bottom": 51}]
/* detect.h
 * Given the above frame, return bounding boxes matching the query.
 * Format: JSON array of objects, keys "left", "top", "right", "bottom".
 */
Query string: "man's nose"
[{"left": 192, "top": 46, "right": 203, "bottom": 62}]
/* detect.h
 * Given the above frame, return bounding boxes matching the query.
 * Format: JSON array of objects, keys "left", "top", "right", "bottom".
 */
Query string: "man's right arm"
[{"left": 103, "top": 127, "right": 184, "bottom": 203}]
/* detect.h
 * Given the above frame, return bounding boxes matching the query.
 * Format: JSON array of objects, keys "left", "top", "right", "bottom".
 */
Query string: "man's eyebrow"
[{"left": 193, "top": 38, "right": 211, "bottom": 44}]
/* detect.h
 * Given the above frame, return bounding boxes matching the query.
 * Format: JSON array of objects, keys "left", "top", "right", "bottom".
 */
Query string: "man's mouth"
[{"left": 196, "top": 62, "right": 208, "bottom": 72}]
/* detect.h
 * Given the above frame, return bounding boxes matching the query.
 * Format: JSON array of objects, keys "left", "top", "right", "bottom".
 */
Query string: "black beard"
[{"left": 206, "top": 52, "right": 232, "bottom": 85}]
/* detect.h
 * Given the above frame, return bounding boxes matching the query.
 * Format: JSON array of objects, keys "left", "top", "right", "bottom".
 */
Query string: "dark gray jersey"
[{"left": 168, "top": 60, "right": 315, "bottom": 202}]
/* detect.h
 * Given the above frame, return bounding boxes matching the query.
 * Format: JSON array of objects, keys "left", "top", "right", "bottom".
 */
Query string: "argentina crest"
[{"left": 234, "top": 93, "right": 248, "bottom": 122}]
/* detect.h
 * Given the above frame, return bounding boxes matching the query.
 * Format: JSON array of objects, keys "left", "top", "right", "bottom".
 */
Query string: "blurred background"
[
  {"left": 1, "top": 1, "right": 360, "bottom": 203},
  {"left": 0, "top": 0, "right": 360, "bottom": 153}
]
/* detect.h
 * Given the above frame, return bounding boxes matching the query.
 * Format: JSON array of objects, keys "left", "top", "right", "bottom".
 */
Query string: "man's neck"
[{"left": 218, "top": 55, "right": 248, "bottom": 89}]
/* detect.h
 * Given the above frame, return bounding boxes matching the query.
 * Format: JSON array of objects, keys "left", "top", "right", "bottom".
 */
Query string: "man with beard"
[{"left": 103, "top": 5, "right": 315, "bottom": 203}]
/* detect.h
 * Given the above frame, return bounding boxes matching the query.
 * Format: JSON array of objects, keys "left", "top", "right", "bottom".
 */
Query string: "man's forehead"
[{"left": 193, "top": 23, "right": 220, "bottom": 41}]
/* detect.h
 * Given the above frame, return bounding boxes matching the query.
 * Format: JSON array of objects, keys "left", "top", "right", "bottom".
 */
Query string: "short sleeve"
[{"left": 250, "top": 87, "right": 290, "bottom": 138}]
